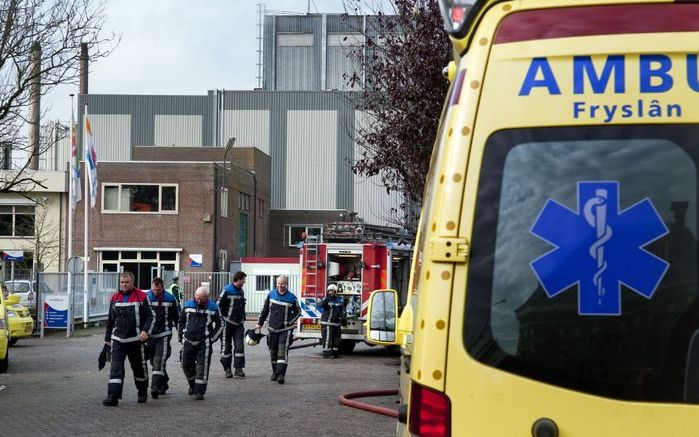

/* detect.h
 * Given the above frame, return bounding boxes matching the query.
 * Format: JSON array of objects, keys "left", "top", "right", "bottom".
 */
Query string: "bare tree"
[
  {"left": 343, "top": 0, "right": 451, "bottom": 231},
  {"left": 0, "top": 0, "right": 112, "bottom": 192},
  {"left": 30, "top": 198, "right": 59, "bottom": 272}
]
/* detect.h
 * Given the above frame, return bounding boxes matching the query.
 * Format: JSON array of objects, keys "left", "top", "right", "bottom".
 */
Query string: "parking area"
[{"left": 0, "top": 325, "right": 400, "bottom": 436}]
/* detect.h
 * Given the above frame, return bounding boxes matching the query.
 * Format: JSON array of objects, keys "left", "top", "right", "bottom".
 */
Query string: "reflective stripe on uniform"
[
  {"left": 153, "top": 371, "right": 166, "bottom": 376},
  {"left": 109, "top": 378, "right": 123, "bottom": 384},
  {"left": 195, "top": 379, "right": 207, "bottom": 384},
  {"left": 270, "top": 299, "right": 292, "bottom": 307},
  {"left": 111, "top": 335, "right": 140, "bottom": 342},
  {"left": 268, "top": 325, "right": 294, "bottom": 333},
  {"left": 114, "top": 302, "right": 141, "bottom": 307},
  {"left": 151, "top": 330, "right": 172, "bottom": 338}
]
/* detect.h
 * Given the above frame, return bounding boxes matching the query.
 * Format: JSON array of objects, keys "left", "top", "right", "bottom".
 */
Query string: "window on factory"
[
  {"left": 276, "top": 33, "right": 314, "bottom": 90},
  {"left": 257, "top": 198, "right": 264, "bottom": 218},
  {"left": 327, "top": 33, "right": 363, "bottom": 90},
  {"left": 0, "top": 205, "right": 35, "bottom": 237},
  {"left": 287, "top": 225, "right": 322, "bottom": 248},
  {"left": 238, "top": 191, "right": 250, "bottom": 212},
  {"left": 102, "top": 184, "right": 178, "bottom": 214},
  {"left": 221, "top": 187, "right": 229, "bottom": 218}
]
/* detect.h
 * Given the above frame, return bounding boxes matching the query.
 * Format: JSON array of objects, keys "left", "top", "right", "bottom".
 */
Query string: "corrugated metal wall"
[
  {"left": 265, "top": 14, "right": 367, "bottom": 91},
  {"left": 285, "top": 110, "right": 337, "bottom": 209},
  {"left": 78, "top": 94, "right": 213, "bottom": 150},
  {"left": 84, "top": 114, "right": 131, "bottom": 161},
  {"left": 223, "top": 110, "right": 270, "bottom": 155},
  {"left": 326, "top": 34, "right": 362, "bottom": 91},
  {"left": 352, "top": 111, "right": 403, "bottom": 226},
  {"left": 275, "top": 34, "right": 315, "bottom": 91},
  {"left": 154, "top": 115, "right": 202, "bottom": 146}
]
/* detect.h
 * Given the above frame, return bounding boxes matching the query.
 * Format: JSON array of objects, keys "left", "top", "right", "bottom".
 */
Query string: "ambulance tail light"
[
  {"left": 408, "top": 382, "right": 451, "bottom": 437},
  {"left": 437, "top": 0, "right": 471, "bottom": 35}
]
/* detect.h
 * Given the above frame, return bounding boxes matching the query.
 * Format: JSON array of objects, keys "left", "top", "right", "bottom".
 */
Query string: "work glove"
[{"left": 98, "top": 344, "right": 111, "bottom": 371}]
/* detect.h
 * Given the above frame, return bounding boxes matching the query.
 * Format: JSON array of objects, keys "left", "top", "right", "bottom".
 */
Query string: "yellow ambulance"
[{"left": 365, "top": 0, "right": 699, "bottom": 435}]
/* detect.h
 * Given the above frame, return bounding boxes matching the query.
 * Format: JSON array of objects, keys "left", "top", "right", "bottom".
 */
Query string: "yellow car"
[
  {"left": 0, "top": 293, "right": 9, "bottom": 372},
  {"left": 4, "top": 294, "right": 34, "bottom": 345}
]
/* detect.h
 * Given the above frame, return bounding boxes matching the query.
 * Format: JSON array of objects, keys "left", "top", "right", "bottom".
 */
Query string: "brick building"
[{"left": 70, "top": 146, "right": 270, "bottom": 289}]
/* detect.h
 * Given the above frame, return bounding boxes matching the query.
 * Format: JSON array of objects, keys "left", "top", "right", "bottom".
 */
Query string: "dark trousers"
[
  {"left": 182, "top": 341, "right": 213, "bottom": 395},
  {"left": 268, "top": 330, "right": 292, "bottom": 376},
  {"left": 108, "top": 340, "right": 148, "bottom": 399},
  {"left": 220, "top": 322, "right": 245, "bottom": 370},
  {"left": 150, "top": 335, "right": 171, "bottom": 392},
  {"left": 321, "top": 323, "right": 341, "bottom": 356}
]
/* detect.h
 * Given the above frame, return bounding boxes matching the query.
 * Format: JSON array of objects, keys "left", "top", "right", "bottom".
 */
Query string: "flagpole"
[
  {"left": 83, "top": 102, "right": 89, "bottom": 328},
  {"left": 66, "top": 94, "right": 75, "bottom": 338}
]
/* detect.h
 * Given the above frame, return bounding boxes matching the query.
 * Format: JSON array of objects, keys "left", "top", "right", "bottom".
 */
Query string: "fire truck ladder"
[{"left": 305, "top": 234, "right": 321, "bottom": 296}]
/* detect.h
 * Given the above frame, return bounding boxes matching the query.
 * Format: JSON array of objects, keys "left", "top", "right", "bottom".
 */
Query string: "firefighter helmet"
[{"left": 245, "top": 329, "right": 265, "bottom": 346}]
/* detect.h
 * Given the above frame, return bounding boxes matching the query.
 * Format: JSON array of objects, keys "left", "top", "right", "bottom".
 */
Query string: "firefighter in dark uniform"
[
  {"left": 179, "top": 287, "right": 222, "bottom": 400},
  {"left": 218, "top": 271, "right": 247, "bottom": 378},
  {"left": 103, "top": 271, "right": 155, "bottom": 406},
  {"left": 255, "top": 275, "right": 300, "bottom": 384},
  {"left": 320, "top": 284, "right": 345, "bottom": 358},
  {"left": 146, "top": 277, "right": 179, "bottom": 399}
]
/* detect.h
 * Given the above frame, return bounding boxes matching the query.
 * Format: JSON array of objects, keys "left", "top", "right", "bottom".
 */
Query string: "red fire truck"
[{"left": 296, "top": 222, "right": 413, "bottom": 353}]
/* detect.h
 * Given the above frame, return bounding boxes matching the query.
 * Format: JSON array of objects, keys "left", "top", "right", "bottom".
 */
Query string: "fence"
[
  {"left": 35, "top": 271, "right": 302, "bottom": 324},
  {"left": 162, "top": 271, "right": 301, "bottom": 316},
  {"left": 38, "top": 272, "right": 119, "bottom": 323}
]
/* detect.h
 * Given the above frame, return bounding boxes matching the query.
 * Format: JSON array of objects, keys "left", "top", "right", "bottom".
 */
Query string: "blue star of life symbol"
[{"left": 530, "top": 181, "right": 670, "bottom": 316}]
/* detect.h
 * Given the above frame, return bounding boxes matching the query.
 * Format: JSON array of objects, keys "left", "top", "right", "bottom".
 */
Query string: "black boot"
[
  {"left": 151, "top": 390, "right": 160, "bottom": 399},
  {"left": 277, "top": 374, "right": 285, "bottom": 385},
  {"left": 234, "top": 368, "right": 245, "bottom": 378},
  {"left": 137, "top": 391, "right": 147, "bottom": 403},
  {"left": 270, "top": 373, "right": 278, "bottom": 381},
  {"left": 221, "top": 357, "right": 233, "bottom": 378},
  {"left": 102, "top": 396, "right": 118, "bottom": 406}
]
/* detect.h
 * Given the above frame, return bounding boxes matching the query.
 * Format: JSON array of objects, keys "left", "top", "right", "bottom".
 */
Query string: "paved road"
[{"left": 0, "top": 325, "right": 400, "bottom": 437}]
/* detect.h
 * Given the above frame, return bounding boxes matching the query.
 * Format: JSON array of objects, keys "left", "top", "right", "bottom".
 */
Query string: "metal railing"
[
  {"left": 35, "top": 271, "right": 303, "bottom": 325},
  {"left": 38, "top": 272, "right": 119, "bottom": 323},
  {"left": 161, "top": 271, "right": 301, "bottom": 316}
]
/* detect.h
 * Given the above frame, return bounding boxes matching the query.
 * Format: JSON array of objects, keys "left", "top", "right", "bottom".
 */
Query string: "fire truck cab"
[{"left": 296, "top": 221, "right": 412, "bottom": 352}]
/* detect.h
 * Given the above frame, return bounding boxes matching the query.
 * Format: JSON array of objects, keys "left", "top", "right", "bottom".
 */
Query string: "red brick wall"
[{"left": 71, "top": 162, "right": 216, "bottom": 271}]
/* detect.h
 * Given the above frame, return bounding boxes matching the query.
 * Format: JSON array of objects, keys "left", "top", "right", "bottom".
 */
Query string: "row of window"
[
  {"left": 102, "top": 184, "right": 264, "bottom": 218},
  {"left": 221, "top": 188, "right": 265, "bottom": 219}
]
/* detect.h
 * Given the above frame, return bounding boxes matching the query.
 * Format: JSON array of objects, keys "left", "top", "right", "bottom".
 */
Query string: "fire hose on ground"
[
  {"left": 338, "top": 390, "right": 400, "bottom": 418},
  {"left": 285, "top": 339, "right": 399, "bottom": 418}
]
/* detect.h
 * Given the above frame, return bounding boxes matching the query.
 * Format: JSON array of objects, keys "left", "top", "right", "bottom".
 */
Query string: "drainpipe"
[
  {"left": 252, "top": 171, "right": 257, "bottom": 256},
  {"left": 212, "top": 165, "right": 218, "bottom": 273}
]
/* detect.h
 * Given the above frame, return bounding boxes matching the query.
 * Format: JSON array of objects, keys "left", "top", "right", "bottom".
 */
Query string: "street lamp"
[{"left": 216, "top": 138, "right": 236, "bottom": 272}]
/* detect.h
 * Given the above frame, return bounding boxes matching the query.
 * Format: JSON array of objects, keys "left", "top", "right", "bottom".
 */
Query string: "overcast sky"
[{"left": 46, "top": 0, "right": 364, "bottom": 121}]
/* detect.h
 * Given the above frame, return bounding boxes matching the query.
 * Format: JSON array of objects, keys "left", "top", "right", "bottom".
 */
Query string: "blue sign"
[
  {"left": 2, "top": 251, "right": 23, "bottom": 262},
  {"left": 44, "top": 295, "right": 69, "bottom": 329},
  {"left": 530, "top": 182, "right": 669, "bottom": 316}
]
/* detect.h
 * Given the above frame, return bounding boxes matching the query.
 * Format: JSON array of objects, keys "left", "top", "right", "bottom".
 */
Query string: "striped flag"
[
  {"left": 69, "top": 121, "right": 82, "bottom": 209},
  {"left": 84, "top": 109, "right": 98, "bottom": 208}
]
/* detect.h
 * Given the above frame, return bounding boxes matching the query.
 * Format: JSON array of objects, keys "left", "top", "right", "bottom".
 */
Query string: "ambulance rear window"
[{"left": 465, "top": 125, "right": 699, "bottom": 403}]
